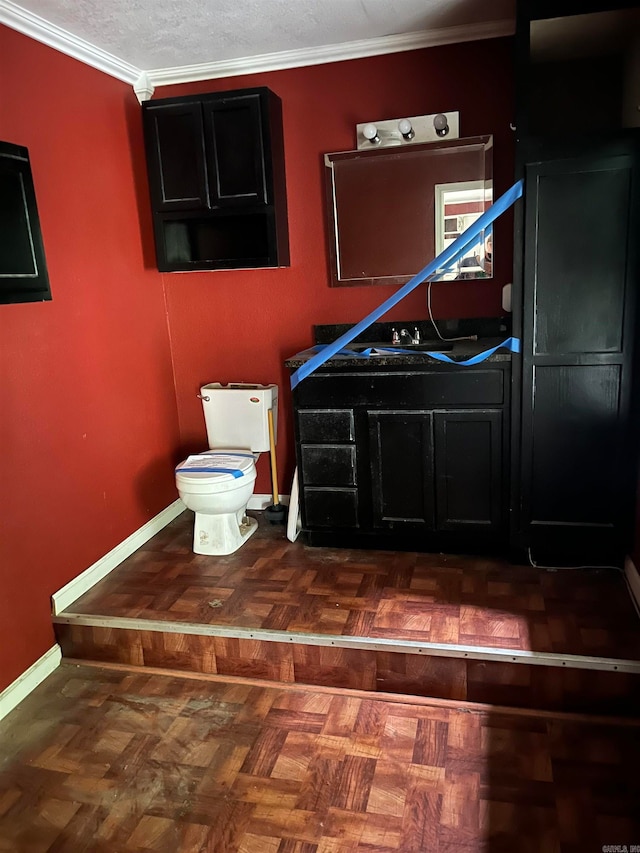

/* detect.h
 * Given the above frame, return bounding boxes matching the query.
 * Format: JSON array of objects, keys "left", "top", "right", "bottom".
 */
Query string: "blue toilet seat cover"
[{"left": 175, "top": 451, "right": 255, "bottom": 482}]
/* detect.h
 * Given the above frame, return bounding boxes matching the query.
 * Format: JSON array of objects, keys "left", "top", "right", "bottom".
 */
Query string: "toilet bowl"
[
  {"left": 176, "top": 382, "right": 278, "bottom": 556},
  {"left": 175, "top": 449, "right": 258, "bottom": 555}
]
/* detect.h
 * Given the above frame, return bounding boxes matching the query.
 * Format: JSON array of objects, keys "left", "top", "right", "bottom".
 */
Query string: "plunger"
[{"left": 264, "top": 408, "right": 287, "bottom": 524}]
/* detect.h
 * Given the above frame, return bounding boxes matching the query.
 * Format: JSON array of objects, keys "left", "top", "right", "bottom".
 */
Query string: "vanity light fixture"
[
  {"left": 356, "top": 112, "right": 459, "bottom": 149},
  {"left": 362, "top": 123, "right": 380, "bottom": 144}
]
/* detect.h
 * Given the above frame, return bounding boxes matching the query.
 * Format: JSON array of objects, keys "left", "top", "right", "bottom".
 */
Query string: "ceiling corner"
[{"left": 0, "top": 0, "right": 142, "bottom": 84}]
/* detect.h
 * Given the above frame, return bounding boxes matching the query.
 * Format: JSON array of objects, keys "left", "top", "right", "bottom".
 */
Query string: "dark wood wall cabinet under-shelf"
[
  {"left": 141, "top": 87, "right": 289, "bottom": 272},
  {"left": 291, "top": 362, "right": 511, "bottom": 554}
]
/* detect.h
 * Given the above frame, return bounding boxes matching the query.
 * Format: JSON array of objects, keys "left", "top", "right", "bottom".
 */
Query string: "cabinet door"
[
  {"left": 515, "top": 136, "right": 639, "bottom": 564},
  {"left": 203, "top": 93, "right": 267, "bottom": 206},
  {"left": 433, "top": 410, "right": 503, "bottom": 532},
  {"left": 143, "top": 103, "right": 209, "bottom": 211},
  {"left": 368, "top": 411, "right": 434, "bottom": 529}
]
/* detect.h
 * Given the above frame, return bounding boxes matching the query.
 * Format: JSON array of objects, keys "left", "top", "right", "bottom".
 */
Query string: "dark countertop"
[{"left": 285, "top": 336, "right": 514, "bottom": 370}]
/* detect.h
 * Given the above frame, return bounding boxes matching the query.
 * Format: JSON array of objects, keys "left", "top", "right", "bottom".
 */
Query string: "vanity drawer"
[
  {"left": 298, "top": 409, "right": 354, "bottom": 442},
  {"left": 296, "top": 369, "right": 506, "bottom": 408},
  {"left": 301, "top": 444, "right": 356, "bottom": 486},
  {"left": 304, "top": 487, "right": 358, "bottom": 528}
]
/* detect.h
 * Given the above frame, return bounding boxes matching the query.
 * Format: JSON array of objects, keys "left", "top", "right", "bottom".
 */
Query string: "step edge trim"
[{"left": 54, "top": 613, "right": 640, "bottom": 674}]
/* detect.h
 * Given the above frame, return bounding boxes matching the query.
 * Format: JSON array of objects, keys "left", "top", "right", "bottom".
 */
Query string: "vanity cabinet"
[
  {"left": 142, "top": 87, "right": 289, "bottom": 271},
  {"left": 293, "top": 363, "right": 510, "bottom": 551}
]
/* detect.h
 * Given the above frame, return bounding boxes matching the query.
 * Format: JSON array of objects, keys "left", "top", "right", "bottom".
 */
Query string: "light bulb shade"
[
  {"left": 398, "top": 118, "right": 414, "bottom": 139},
  {"left": 433, "top": 113, "right": 449, "bottom": 136},
  {"left": 362, "top": 123, "right": 379, "bottom": 141}
]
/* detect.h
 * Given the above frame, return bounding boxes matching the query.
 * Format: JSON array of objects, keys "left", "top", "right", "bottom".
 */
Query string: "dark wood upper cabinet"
[
  {"left": 0, "top": 140, "right": 51, "bottom": 305},
  {"left": 515, "top": 1, "right": 640, "bottom": 138},
  {"left": 142, "top": 87, "right": 289, "bottom": 272}
]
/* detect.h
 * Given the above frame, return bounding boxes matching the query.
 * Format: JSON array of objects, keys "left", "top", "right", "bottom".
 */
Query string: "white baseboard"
[
  {"left": 51, "top": 499, "right": 185, "bottom": 615},
  {"left": 624, "top": 556, "right": 640, "bottom": 617},
  {"left": 248, "top": 493, "right": 290, "bottom": 510},
  {"left": 0, "top": 645, "right": 62, "bottom": 723}
]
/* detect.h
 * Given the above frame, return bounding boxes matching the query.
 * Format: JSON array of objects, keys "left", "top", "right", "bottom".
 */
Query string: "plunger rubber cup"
[{"left": 264, "top": 503, "right": 287, "bottom": 524}]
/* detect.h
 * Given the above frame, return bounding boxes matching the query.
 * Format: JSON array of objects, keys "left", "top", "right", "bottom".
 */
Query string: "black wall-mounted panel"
[{"left": 0, "top": 140, "right": 51, "bottom": 305}]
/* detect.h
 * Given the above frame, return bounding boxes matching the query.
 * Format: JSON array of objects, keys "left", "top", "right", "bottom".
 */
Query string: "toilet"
[{"left": 175, "top": 383, "right": 278, "bottom": 556}]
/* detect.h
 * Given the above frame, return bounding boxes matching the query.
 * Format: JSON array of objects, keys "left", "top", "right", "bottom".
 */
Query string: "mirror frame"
[{"left": 324, "top": 135, "right": 493, "bottom": 287}]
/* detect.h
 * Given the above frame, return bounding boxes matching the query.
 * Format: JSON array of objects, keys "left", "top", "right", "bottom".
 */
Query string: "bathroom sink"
[{"left": 346, "top": 341, "right": 453, "bottom": 353}]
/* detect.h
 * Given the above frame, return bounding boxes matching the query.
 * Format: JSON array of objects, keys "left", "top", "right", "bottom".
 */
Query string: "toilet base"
[{"left": 192, "top": 508, "right": 258, "bottom": 556}]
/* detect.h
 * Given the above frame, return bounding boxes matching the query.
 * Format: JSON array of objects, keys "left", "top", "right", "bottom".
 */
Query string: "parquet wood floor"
[
  {"left": 1, "top": 663, "right": 639, "bottom": 852},
  {"left": 62, "top": 512, "right": 640, "bottom": 662}
]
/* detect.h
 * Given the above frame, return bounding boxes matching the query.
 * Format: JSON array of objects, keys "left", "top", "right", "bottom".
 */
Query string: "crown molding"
[
  {"left": 146, "top": 19, "right": 515, "bottom": 88},
  {"left": 0, "top": 0, "right": 141, "bottom": 84},
  {"left": 0, "top": 4, "right": 514, "bottom": 94}
]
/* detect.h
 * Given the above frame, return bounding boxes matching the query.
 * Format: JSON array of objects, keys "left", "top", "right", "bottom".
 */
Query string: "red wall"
[
  {"left": 156, "top": 39, "right": 516, "bottom": 495},
  {"left": 0, "top": 31, "right": 516, "bottom": 694},
  {"left": 0, "top": 26, "right": 180, "bottom": 692}
]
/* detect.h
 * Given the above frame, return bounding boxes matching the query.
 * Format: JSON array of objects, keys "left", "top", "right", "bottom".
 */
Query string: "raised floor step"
[{"left": 53, "top": 511, "right": 640, "bottom": 716}]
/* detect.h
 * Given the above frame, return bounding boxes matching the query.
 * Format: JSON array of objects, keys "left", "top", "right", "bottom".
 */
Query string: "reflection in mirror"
[
  {"left": 325, "top": 135, "right": 493, "bottom": 287},
  {"left": 434, "top": 181, "right": 493, "bottom": 280}
]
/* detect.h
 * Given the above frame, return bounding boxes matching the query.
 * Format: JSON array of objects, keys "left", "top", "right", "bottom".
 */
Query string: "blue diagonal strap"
[
  {"left": 311, "top": 337, "right": 520, "bottom": 364},
  {"left": 175, "top": 466, "right": 243, "bottom": 477},
  {"left": 290, "top": 179, "right": 524, "bottom": 390}
]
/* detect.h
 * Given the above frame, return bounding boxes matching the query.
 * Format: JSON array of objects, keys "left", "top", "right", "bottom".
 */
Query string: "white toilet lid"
[{"left": 175, "top": 450, "right": 256, "bottom": 484}]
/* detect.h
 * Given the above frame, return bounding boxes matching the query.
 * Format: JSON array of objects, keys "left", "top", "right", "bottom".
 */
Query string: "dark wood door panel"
[
  {"left": 368, "top": 411, "right": 433, "bottom": 528},
  {"left": 143, "top": 103, "right": 209, "bottom": 210},
  {"left": 531, "top": 156, "right": 632, "bottom": 356},
  {"left": 204, "top": 93, "right": 267, "bottom": 206},
  {"left": 434, "top": 410, "right": 503, "bottom": 531},
  {"left": 530, "top": 365, "right": 622, "bottom": 524}
]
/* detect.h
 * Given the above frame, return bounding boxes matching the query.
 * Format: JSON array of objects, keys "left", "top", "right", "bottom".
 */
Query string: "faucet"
[{"left": 400, "top": 328, "right": 422, "bottom": 345}]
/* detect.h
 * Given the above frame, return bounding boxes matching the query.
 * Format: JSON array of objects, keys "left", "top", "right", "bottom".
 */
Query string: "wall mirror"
[{"left": 324, "top": 135, "right": 493, "bottom": 287}]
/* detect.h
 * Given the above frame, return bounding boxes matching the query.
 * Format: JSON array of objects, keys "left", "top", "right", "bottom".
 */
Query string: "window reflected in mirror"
[
  {"left": 324, "top": 135, "right": 493, "bottom": 287},
  {"left": 434, "top": 181, "right": 493, "bottom": 281}
]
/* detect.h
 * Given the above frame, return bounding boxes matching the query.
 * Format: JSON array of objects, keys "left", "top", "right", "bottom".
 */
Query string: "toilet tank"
[{"left": 200, "top": 383, "right": 278, "bottom": 453}]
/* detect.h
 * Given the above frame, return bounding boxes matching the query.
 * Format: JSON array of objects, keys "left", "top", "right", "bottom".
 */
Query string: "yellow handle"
[{"left": 267, "top": 408, "right": 279, "bottom": 505}]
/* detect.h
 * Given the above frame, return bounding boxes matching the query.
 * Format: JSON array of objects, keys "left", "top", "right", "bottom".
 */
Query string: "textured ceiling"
[{"left": 10, "top": 0, "right": 516, "bottom": 70}]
